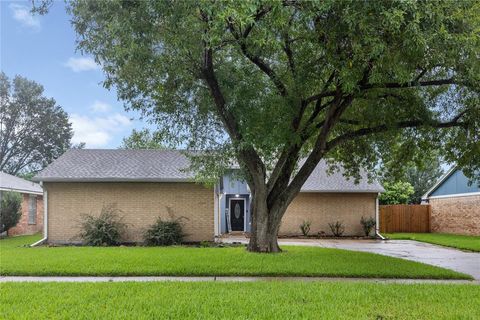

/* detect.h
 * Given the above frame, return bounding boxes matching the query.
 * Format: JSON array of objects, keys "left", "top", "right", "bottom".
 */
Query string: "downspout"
[
  {"left": 375, "top": 193, "right": 386, "bottom": 240},
  {"left": 31, "top": 182, "right": 47, "bottom": 247}
]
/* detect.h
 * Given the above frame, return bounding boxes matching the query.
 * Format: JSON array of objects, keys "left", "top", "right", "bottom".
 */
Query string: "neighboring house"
[
  {"left": 33, "top": 149, "right": 384, "bottom": 244},
  {"left": 0, "top": 172, "right": 44, "bottom": 236},
  {"left": 422, "top": 168, "right": 480, "bottom": 236}
]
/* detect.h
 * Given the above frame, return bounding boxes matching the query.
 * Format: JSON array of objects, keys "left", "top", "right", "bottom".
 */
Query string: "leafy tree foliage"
[
  {"left": 120, "top": 129, "right": 165, "bottom": 149},
  {"left": 379, "top": 181, "right": 415, "bottom": 205},
  {"left": 404, "top": 161, "right": 444, "bottom": 204},
  {"left": 0, "top": 73, "right": 73, "bottom": 175},
  {"left": 380, "top": 152, "right": 445, "bottom": 204},
  {"left": 55, "top": 0, "right": 480, "bottom": 251},
  {"left": 0, "top": 191, "right": 22, "bottom": 233}
]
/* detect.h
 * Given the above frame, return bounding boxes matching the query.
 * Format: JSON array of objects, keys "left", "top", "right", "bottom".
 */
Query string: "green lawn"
[
  {"left": 0, "top": 234, "right": 470, "bottom": 279},
  {"left": 1, "top": 282, "right": 479, "bottom": 319},
  {"left": 386, "top": 233, "right": 480, "bottom": 252}
]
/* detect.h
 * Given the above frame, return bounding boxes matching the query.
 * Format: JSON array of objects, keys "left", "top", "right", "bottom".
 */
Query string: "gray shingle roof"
[
  {"left": 33, "top": 149, "right": 383, "bottom": 193},
  {"left": 301, "top": 161, "right": 384, "bottom": 193},
  {"left": 0, "top": 172, "right": 43, "bottom": 195},
  {"left": 33, "top": 149, "right": 193, "bottom": 182}
]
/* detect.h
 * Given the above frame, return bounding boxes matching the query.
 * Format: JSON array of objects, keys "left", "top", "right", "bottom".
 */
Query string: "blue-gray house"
[{"left": 422, "top": 167, "right": 480, "bottom": 235}]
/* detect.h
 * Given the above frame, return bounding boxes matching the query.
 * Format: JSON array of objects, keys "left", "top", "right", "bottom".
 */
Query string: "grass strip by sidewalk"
[
  {"left": 1, "top": 282, "right": 479, "bottom": 319},
  {"left": 386, "top": 233, "right": 480, "bottom": 252},
  {"left": 0, "top": 235, "right": 469, "bottom": 279}
]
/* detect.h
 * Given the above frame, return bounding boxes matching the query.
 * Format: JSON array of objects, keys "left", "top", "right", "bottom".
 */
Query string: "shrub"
[
  {"left": 328, "top": 221, "right": 345, "bottom": 237},
  {"left": 299, "top": 220, "right": 312, "bottom": 236},
  {"left": 0, "top": 191, "right": 22, "bottom": 233},
  {"left": 143, "top": 217, "right": 185, "bottom": 246},
  {"left": 379, "top": 181, "right": 414, "bottom": 205},
  {"left": 79, "top": 204, "right": 127, "bottom": 246},
  {"left": 360, "top": 216, "right": 376, "bottom": 237}
]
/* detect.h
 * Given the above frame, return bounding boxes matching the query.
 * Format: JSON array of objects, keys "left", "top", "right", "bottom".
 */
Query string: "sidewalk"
[{"left": 1, "top": 276, "right": 478, "bottom": 284}]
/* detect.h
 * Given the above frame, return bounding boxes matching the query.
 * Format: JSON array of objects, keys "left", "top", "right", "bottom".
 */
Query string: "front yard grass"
[
  {"left": 0, "top": 234, "right": 470, "bottom": 279},
  {"left": 386, "top": 233, "right": 480, "bottom": 252},
  {"left": 1, "top": 282, "right": 479, "bottom": 319}
]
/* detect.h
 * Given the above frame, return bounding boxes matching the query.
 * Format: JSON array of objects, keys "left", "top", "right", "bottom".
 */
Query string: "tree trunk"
[{"left": 247, "top": 192, "right": 285, "bottom": 253}]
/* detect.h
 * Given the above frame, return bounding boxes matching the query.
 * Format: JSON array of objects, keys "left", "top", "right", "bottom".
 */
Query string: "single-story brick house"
[
  {"left": 0, "top": 172, "right": 44, "bottom": 236},
  {"left": 33, "top": 149, "right": 384, "bottom": 244},
  {"left": 422, "top": 168, "right": 480, "bottom": 236}
]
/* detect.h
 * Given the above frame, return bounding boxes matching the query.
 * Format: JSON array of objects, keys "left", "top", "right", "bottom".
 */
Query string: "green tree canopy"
[
  {"left": 0, "top": 73, "right": 73, "bottom": 175},
  {"left": 380, "top": 150, "right": 445, "bottom": 204},
  {"left": 0, "top": 191, "right": 22, "bottom": 233},
  {"left": 379, "top": 181, "right": 415, "bottom": 205},
  {"left": 48, "top": 0, "right": 480, "bottom": 251},
  {"left": 120, "top": 129, "right": 165, "bottom": 149}
]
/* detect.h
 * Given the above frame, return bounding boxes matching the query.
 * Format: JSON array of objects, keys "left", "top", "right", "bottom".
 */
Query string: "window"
[{"left": 28, "top": 195, "right": 37, "bottom": 225}]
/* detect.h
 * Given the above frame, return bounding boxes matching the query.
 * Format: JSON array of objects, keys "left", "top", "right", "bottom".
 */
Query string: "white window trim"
[{"left": 428, "top": 192, "right": 480, "bottom": 200}]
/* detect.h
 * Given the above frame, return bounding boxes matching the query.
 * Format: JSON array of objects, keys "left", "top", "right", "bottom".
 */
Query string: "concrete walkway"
[
  {"left": 0, "top": 276, "right": 477, "bottom": 284},
  {"left": 222, "top": 237, "right": 480, "bottom": 280}
]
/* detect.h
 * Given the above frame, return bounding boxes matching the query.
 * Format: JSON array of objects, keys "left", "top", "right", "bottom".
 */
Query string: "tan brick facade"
[
  {"left": 280, "top": 193, "right": 377, "bottom": 236},
  {"left": 44, "top": 182, "right": 214, "bottom": 243},
  {"left": 430, "top": 195, "right": 480, "bottom": 236},
  {"left": 8, "top": 193, "right": 43, "bottom": 236}
]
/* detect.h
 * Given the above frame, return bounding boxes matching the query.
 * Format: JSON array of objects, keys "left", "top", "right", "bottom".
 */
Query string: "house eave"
[
  {"left": 0, "top": 187, "right": 43, "bottom": 195},
  {"left": 425, "top": 191, "right": 480, "bottom": 200},
  {"left": 33, "top": 177, "right": 195, "bottom": 183},
  {"left": 299, "top": 189, "right": 384, "bottom": 194}
]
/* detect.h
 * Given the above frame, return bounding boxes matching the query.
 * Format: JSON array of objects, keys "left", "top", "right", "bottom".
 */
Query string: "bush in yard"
[
  {"left": 328, "top": 221, "right": 345, "bottom": 237},
  {"left": 0, "top": 191, "right": 22, "bottom": 233},
  {"left": 143, "top": 217, "right": 185, "bottom": 246},
  {"left": 360, "top": 216, "right": 376, "bottom": 237},
  {"left": 79, "top": 204, "right": 127, "bottom": 246},
  {"left": 379, "top": 181, "right": 414, "bottom": 205},
  {"left": 299, "top": 220, "right": 312, "bottom": 237}
]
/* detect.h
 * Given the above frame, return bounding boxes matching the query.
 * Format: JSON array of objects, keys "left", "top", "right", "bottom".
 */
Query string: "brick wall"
[
  {"left": 280, "top": 193, "right": 377, "bottom": 236},
  {"left": 44, "top": 182, "right": 214, "bottom": 243},
  {"left": 430, "top": 195, "right": 480, "bottom": 236},
  {"left": 8, "top": 193, "right": 44, "bottom": 236}
]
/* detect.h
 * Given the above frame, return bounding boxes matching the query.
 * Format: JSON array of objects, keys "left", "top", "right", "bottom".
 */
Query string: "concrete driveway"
[{"left": 222, "top": 237, "right": 480, "bottom": 280}]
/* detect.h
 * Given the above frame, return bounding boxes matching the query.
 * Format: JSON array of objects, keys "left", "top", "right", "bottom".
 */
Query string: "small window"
[{"left": 28, "top": 195, "right": 37, "bottom": 225}]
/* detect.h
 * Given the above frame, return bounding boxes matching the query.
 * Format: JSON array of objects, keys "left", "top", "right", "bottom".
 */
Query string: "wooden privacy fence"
[{"left": 379, "top": 205, "right": 431, "bottom": 233}]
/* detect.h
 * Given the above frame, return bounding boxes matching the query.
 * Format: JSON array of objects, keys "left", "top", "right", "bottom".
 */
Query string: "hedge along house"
[
  {"left": 33, "top": 149, "right": 384, "bottom": 244},
  {"left": 0, "top": 172, "right": 44, "bottom": 236},
  {"left": 422, "top": 168, "right": 480, "bottom": 236}
]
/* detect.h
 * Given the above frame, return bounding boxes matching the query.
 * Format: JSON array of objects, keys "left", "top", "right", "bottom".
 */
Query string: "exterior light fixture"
[{"left": 235, "top": 194, "right": 240, "bottom": 197}]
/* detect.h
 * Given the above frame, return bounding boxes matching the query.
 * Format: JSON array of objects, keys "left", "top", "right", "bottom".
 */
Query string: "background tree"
[
  {"left": 0, "top": 73, "right": 73, "bottom": 175},
  {"left": 404, "top": 160, "right": 444, "bottom": 204},
  {"left": 120, "top": 129, "right": 165, "bottom": 149},
  {"left": 57, "top": 0, "right": 480, "bottom": 252},
  {"left": 0, "top": 191, "right": 22, "bottom": 234},
  {"left": 380, "top": 151, "right": 445, "bottom": 204},
  {"left": 379, "top": 181, "right": 415, "bottom": 205}
]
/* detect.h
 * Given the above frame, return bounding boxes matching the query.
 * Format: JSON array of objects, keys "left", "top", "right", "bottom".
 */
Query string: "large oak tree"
[{"left": 49, "top": 0, "right": 480, "bottom": 252}]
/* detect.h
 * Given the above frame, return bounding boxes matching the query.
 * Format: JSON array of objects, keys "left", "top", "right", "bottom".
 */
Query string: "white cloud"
[
  {"left": 70, "top": 113, "right": 132, "bottom": 147},
  {"left": 10, "top": 4, "right": 41, "bottom": 30},
  {"left": 65, "top": 57, "right": 100, "bottom": 72},
  {"left": 90, "top": 100, "right": 112, "bottom": 113}
]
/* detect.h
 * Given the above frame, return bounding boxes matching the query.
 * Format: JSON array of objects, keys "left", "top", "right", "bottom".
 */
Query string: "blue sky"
[{"left": 1, "top": 0, "right": 148, "bottom": 148}]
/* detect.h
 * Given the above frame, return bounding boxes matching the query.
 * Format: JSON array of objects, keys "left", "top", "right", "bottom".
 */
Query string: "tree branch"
[
  {"left": 326, "top": 118, "right": 468, "bottom": 151},
  {"left": 227, "top": 18, "right": 288, "bottom": 97},
  {"left": 305, "top": 77, "right": 456, "bottom": 105},
  {"left": 361, "top": 78, "right": 455, "bottom": 90},
  {"left": 200, "top": 14, "right": 266, "bottom": 188}
]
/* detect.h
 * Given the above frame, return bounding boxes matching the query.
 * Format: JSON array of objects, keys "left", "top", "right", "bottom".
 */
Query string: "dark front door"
[{"left": 230, "top": 199, "right": 245, "bottom": 231}]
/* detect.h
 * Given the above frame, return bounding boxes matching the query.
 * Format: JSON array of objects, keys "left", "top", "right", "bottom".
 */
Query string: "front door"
[{"left": 230, "top": 199, "right": 245, "bottom": 231}]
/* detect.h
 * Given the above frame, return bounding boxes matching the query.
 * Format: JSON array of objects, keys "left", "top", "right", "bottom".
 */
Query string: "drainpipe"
[
  {"left": 31, "top": 182, "right": 47, "bottom": 247},
  {"left": 375, "top": 193, "right": 386, "bottom": 240}
]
